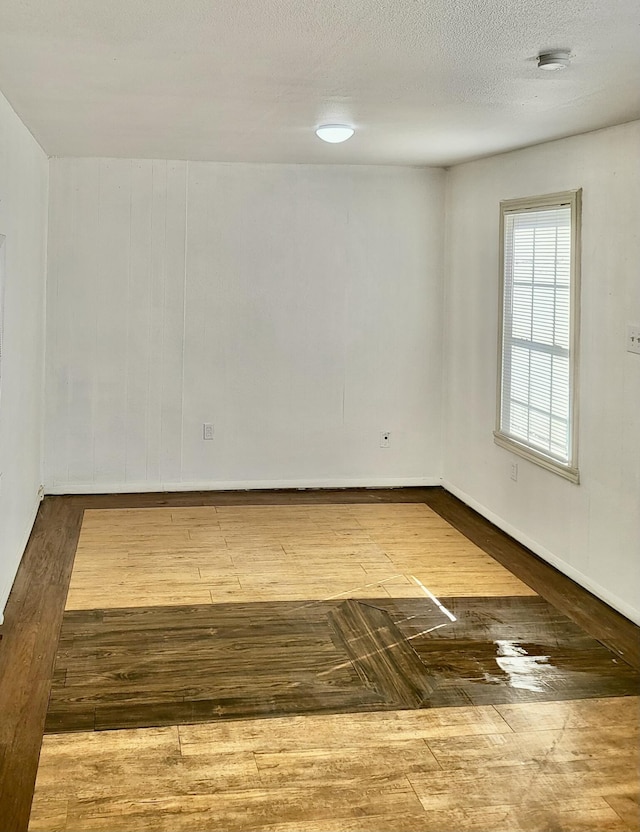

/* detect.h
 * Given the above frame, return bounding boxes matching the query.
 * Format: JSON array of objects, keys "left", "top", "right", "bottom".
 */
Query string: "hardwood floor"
[
  {"left": 59, "top": 487, "right": 639, "bottom": 667},
  {"left": 45, "top": 595, "right": 639, "bottom": 733},
  {"left": 66, "top": 503, "right": 535, "bottom": 609},
  {"left": 0, "top": 487, "right": 637, "bottom": 832},
  {"left": 0, "top": 500, "right": 83, "bottom": 832},
  {"left": 423, "top": 489, "right": 640, "bottom": 669},
  {"left": 29, "top": 698, "right": 639, "bottom": 832}
]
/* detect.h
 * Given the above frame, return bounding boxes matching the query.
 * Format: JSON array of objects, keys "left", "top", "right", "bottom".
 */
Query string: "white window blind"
[{"left": 496, "top": 192, "right": 580, "bottom": 482}]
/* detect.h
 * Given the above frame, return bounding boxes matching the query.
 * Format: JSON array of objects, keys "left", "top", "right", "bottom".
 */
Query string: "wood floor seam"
[
  {"left": 422, "top": 739, "right": 445, "bottom": 772},
  {"left": 488, "top": 704, "right": 516, "bottom": 734}
]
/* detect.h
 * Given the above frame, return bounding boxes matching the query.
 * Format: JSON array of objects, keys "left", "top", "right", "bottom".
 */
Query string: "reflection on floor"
[{"left": 29, "top": 504, "right": 640, "bottom": 832}]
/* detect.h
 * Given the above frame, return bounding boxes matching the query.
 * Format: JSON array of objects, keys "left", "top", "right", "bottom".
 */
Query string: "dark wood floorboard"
[
  {"left": 0, "top": 498, "right": 83, "bottom": 832},
  {"left": 45, "top": 596, "right": 639, "bottom": 733},
  {"left": 421, "top": 488, "right": 640, "bottom": 669},
  {"left": 328, "top": 599, "right": 434, "bottom": 707},
  {"left": 61, "top": 486, "right": 435, "bottom": 509}
]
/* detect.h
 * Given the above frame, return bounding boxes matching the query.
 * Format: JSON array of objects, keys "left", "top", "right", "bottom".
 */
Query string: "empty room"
[{"left": 0, "top": 1, "right": 639, "bottom": 830}]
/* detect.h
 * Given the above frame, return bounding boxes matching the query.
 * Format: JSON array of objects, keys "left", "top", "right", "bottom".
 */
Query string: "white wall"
[
  {"left": 0, "top": 92, "right": 48, "bottom": 619},
  {"left": 46, "top": 160, "right": 445, "bottom": 492},
  {"left": 444, "top": 122, "right": 640, "bottom": 623},
  {"left": 44, "top": 125, "right": 639, "bottom": 624}
]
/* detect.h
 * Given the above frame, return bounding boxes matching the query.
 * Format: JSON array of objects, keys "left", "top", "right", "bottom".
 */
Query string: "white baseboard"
[
  {"left": 0, "top": 490, "right": 42, "bottom": 624},
  {"left": 46, "top": 476, "right": 440, "bottom": 495},
  {"left": 442, "top": 479, "right": 640, "bottom": 626}
]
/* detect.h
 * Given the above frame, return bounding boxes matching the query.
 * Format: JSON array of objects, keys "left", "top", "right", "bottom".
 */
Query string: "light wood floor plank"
[
  {"left": 408, "top": 758, "right": 637, "bottom": 813},
  {"left": 426, "top": 724, "right": 639, "bottom": 769},
  {"left": 31, "top": 699, "right": 639, "bottom": 832},
  {"left": 494, "top": 695, "right": 640, "bottom": 732},
  {"left": 67, "top": 503, "right": 535, "bottom": 609},
  {"left": 253, "top": 741, "right": 440, "bottom": 784},
  {"left": 60, "top": 782, "right": 424, "bottom": 832},
  {"left": 257, "top": 800, "right": 630, "bottom": 832},
  {"left": 177, "top": 707, "right": 515, "bottom": 753}
]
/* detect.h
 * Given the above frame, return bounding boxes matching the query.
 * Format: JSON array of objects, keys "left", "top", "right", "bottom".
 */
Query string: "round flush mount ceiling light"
[
  {"left": 537, "top": 50, "right": 571, "bottom": 71},
  {"left": 315, "top": 124, "right": 355, "bottom": 143}
]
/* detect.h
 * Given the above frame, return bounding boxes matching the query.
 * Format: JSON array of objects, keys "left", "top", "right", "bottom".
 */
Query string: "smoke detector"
[{"left": 537, "top": 50, "right": 571, "bottom": 71}]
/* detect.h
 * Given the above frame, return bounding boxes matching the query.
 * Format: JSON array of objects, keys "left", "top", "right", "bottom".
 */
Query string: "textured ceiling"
[{"left": 0, "top": 0, "right": 638, "bottom": 165}]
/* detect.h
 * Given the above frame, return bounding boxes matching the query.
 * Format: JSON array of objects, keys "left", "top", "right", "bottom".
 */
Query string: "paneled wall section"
[{"left": 46, "top": 161, "right": 445, "bottom": 491}]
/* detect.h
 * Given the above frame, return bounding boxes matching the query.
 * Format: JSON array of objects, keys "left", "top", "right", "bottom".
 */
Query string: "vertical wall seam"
[
  {"left": 39, "top": 152, "right": 50, "bottom": 493},
  {"left": 179, "top": 161, "right": 189, "bottom": 481},
  {"left": 159, "top": 161, "right": 168, "bottom": 483},
  {"left": 124, "top": 159, "right": 133, "bottom": 483},
  {"left": 440, "top": 167, "right": 452, "bottom": 485}
]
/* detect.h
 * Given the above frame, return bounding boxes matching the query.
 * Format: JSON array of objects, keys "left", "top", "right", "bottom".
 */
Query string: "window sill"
[{"left": 493, "top": 432, "right": 580, "bottom": 484}]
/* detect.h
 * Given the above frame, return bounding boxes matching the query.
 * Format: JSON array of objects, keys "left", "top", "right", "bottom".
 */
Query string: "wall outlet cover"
[{"left": 627, "top": 325, "right": 640, "bottom": 355}]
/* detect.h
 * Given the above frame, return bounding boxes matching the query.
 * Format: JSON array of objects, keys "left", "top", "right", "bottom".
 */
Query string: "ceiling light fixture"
[
  {"left": 315, "top": 124, "right": 355, "bottom": 143},
  {"left": 537, "top": 50, "right": 571, "bottom": 71}
]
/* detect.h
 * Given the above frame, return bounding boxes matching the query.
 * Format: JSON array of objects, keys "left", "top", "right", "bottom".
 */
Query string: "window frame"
[{"left": 494, "top": 189, "right": 582, "bottom": 484}]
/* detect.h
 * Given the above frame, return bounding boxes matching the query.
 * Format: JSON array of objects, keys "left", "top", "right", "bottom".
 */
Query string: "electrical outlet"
[
  {"left": 380, "top": 431, "right": 391, "bottom": 448},
  {"left": 510, "top": 462, "right": 518, "bottom": 482},
  {"left": 627, "top": 325, "right": 640, "bottom": 355},
  {"left": 203, "top": 423, "right": 214, "bottom": 440}
]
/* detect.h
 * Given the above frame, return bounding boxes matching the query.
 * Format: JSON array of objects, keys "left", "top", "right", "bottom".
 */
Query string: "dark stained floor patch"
[
  {"left": 328, "top": 599, "right": 435, "bottom": 708},
  {"left": 45, "top": 596, "right": 640, "bottom": 733}
]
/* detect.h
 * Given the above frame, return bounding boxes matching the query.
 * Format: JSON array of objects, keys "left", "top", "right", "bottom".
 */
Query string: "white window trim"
[{"left": 494, "top": 190, "right": 582, "bottom": 484}]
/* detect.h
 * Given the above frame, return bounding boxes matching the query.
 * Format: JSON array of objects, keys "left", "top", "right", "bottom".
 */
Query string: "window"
[{"left": 495, "top": 191, "right": 581, "bottom": 482}]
